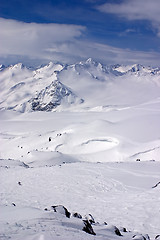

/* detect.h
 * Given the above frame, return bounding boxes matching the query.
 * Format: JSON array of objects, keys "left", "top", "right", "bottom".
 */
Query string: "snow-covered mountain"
[
  {"left": 1, "top": 59, "right": 160, "bottom": 240},
  {"left": 0, "top": 58, "right": 160, "bottom": 112},
  {"left": 15, "top": 80, "right": 84, "bottom": 112}
]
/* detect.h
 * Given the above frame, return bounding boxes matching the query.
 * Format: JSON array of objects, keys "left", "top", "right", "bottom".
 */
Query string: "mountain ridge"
[
  {"left": 1, "top": 58, "right": 160, "bottom": 75},
  {"left": 0, "top": 58, "right": 160, "bottom": 112}
]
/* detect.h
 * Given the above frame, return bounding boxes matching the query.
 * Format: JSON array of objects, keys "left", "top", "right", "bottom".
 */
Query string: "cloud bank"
[
  {"left": 0, "top": 18, "right": 85, "bottom": 57},
  {"left": 97, "top": 0, "right": 160, "bottom": 36},
  {"left": 0, "top": 17, "right": 159, "bottom": 67}
]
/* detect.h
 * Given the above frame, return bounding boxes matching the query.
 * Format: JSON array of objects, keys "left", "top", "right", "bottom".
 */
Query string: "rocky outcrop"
[
  {"left": 132, "top": 234, "right": 150, "bottom": 240},
  {"left": 44, "top": 205, "right": 150, "bottom": 239},
  {"left": 82, "top": 219, "right": 96, "bottom": 235},
  {"left": 51, "top": 205, "right": 71, "bottom": 218}
]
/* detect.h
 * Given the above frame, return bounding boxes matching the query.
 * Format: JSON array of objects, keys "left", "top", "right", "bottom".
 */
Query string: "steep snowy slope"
[{"left": 0, "top": 62, "right": 67, "bottom": 111}]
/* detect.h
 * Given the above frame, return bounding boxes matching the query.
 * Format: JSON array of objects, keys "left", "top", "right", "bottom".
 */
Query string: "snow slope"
[{"left": 0, "top": 59, "right": 160, "bottom": 239}]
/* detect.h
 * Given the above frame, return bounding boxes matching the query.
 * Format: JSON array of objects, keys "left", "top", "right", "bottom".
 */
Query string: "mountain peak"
[
  {"left": 0, "top": 64, "right": 5, "bottom": 71},
  {"left": 86, "top": 58, "right": 94, "bottom": 64},
  {"left": 25, "top": 80, "right": 84, "bottom": 112},
  {"left": 11, "top": 63, "right": 25, "bottom": 70}
]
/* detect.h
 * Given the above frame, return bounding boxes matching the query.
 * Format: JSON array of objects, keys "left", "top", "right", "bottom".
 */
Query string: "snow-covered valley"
[{"left": 0, "top": 59, "right": 160, "bottom": 239}]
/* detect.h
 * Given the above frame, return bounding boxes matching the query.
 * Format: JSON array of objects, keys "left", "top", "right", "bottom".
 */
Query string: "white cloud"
[
  {"left": 77, "top": 41, "right": 160, "bottom": 66},
  {"left": 0, "top": 18, "right": 85, "bottom": 58},
  {"left": 97, "top": 0, "right": 160, "bottom": 36},
  {"left": 44, "top": 40, "right": 160, "bottom": 67},
  {"left": 0, "top": 18, "right": 159, "bottom": 67}
]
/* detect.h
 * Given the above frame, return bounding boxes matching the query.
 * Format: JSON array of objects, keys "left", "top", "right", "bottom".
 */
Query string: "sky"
[{"left": 0, "top": 0, "right": 160, "bottom": 66}]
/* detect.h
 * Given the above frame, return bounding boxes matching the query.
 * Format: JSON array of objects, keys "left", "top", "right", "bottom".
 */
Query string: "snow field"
[
  {"left": 0, "top": 161, "right": 160, "bottom": 239},
  {"left": 0, "top": 109, "right": 160, "bottom": 239}
]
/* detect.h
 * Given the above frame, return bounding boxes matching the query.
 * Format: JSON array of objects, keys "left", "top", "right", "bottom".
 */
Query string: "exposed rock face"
[
  {"left": 114, "top": 226, "right": 123, "bottom": 236},
  {"left": 105, "top": 224, "right": 123, "bottom": 237},
  {"left": 29, "top": 80, "right": 84, "bottom": 112},
  {"left": 84, "top": 213, "right": 95, "bottom": 224},
  {"left": 82, "top": 220, "right": 96, "bottom": 235},
  {"left": 73, "top": 212, "right": 82, "bottom": 219},
  {"left": 155, "top": 235, "right": 160, "bottom": 239}
]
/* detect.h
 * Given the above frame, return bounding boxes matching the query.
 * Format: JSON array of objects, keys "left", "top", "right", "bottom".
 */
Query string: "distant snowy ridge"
[
  {"left": 0, "top": 58, "right": 160, "bottom": 112},
  {"left": 69, "top": 58, "right": 160, "bottom": 76},
  {"left": 1, "top": 58, "right": 160, "bottom": 76}
]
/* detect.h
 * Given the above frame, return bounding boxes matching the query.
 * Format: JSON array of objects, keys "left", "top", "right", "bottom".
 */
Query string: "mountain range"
[{"left": 0, "top": 58, "right": 160, "bottom": 112}]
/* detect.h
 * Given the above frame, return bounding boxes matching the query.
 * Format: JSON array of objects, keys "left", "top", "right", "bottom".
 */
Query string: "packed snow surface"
[{"left": 0, "top": 59, "right": 160, "bottom": 239}]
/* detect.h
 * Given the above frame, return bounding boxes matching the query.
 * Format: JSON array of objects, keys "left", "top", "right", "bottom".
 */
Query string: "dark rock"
[
  {"left": 155, "top": 235, "right": 160, "bottom": 239},
  {"left": 57, "top": 133, "right": 62, "bottom": 137},
  {"left": 105, "top": 225, "right": 123, "bottom": 236},
  {"left": 85, "top": 214, "right": 95, "bottom": 224},
  {"left": 51, "top": 205, "right": 71, "bottom": 218},
  {"left": 82, "top": 220, "right": 96, "bottom": 235},
  {"left": 145, "top": 234, "right": 150, "bottom": 240},
  {"left": 114, "top": 226, "right": 123, "bottom": 236},
  {"left": 152, "top": 182, "right": 160, "bottom": 188},
  {"left": 132, "top": 234, "right": 149, "bottom": 240},
  {"left": 21, "top": 162, "right": 29, "bottom": 168},
  {"left": 73, "top": 212, "right": 82, "bottom": 219},
  {"left": 12, "top": 203, "right": 16, "bottom": 206},
  {"left": 121, "top": 227, "right": 127, "bottom": 232}
]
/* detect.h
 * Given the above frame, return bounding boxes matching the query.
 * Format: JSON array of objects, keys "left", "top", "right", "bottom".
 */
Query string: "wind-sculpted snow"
[{"left": 56, "top": 136, "right": 119, "bottom": 154}]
